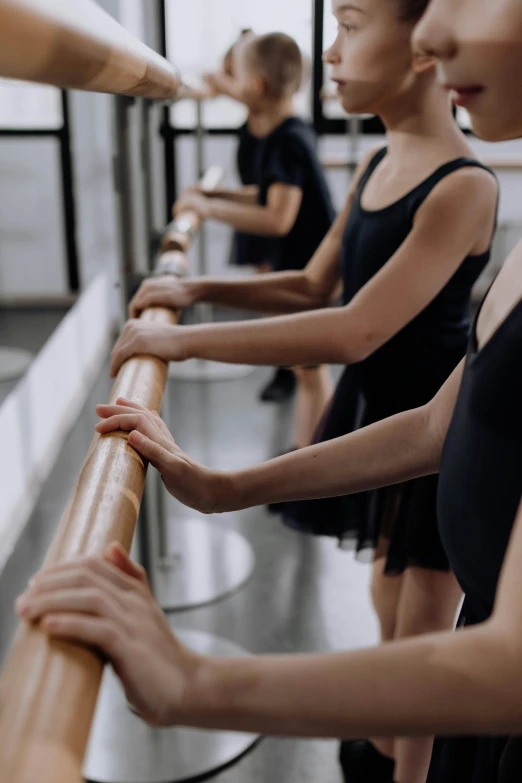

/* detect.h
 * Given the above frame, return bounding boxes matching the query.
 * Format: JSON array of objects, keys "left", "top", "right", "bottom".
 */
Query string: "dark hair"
[
  {"left": 245, "top": 33, "right": 303, "bottom": 99},
  {"left": 399, "top": 0, "right": 430, "bottom": 21}
]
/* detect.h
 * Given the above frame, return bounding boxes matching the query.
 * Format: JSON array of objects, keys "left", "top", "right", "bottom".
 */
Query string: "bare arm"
[
  {"left": 129, "top": 199, "right": 350, "bottom": 317},
  {"left": 96, "top": 358, "right": 463, "bottom": 514},
  {"left": 166, "top": 167, "right": 497, "bottom": 368},
  {"left": 189, "top": 552, "right": 522, "bottom": 738},
  {"left": 20, "top": 495, "right": 522, "bottom": 739},
  {"left": 202, "top": 185, "right": 259, "bottom": 205},
  {"left": 175, "top": 181, "right": 304, "bottom": 237},
  {"left": 124, "top": 168, "right": 497, "bottom": 369},
  {"left": 228, "top": 358, "right": 462, "bottom": 511},
  {"left": 128, "top": 149, "right": 377, "bottom": 318}
]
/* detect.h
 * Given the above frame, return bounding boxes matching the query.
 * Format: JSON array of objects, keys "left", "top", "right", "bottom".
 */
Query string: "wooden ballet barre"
[
  {"left": 161, "top": 164, "right": 224, "bottom": 254},
  {"left": 0, "top": 0, "right": 180, "bottom": 98},
  {"left": 0, "top": 166, "right": 222, "bottom": 783}
]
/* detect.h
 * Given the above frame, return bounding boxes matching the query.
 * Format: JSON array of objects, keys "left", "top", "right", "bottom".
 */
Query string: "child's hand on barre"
[
  {"left": 95, "top": 398, "right": 229, "bottom": 514},
  {"left": 173, "top": 190, "right": 211, "bottom": 221},
  {"left": 129, "top": 276, "right": 199, "bottom": 318},
  {"left": 203, "top": 71, "right": 237, "bottom": 99},
  {"left": 16, "top": 543, "right": 206, "bottom": 727},
  {"left": 110, "top": 321, "right": 187, "bottom": 377}
]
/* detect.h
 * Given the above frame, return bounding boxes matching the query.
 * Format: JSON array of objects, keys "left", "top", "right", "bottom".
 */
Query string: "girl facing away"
[
  {"left": 18, "top": 1, "right": 522, "bottom": 783},
  {"left": 107, "top": 4, "right": 498, "bottom": 780}
]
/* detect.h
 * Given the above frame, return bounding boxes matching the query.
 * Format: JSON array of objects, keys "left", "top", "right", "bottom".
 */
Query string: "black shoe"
[
  {"left": 259, "top": 368, "right": 296, "bottom": 403},
  {"left": 339, "top": 740, "right": 395, "bottom": 783}
]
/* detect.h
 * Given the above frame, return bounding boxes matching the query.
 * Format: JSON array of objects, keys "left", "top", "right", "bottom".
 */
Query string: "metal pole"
[
  {"left": 194, "top": 99, "right": 213, "bottom": 324},
  {"left": 112, "top": 95, "right": 136, "bottom": 326},
  {"left": 347, "top": 114, "right": 361, "bottom": 179},
  {"left": 140, "top": 98, "right": 157, "bottom": 272},
  {"left": 169, "top": 99, "right": 252, "bottom": 380},
  {"left": 135, "top": 472, "right": 159, "bottom": 597}
]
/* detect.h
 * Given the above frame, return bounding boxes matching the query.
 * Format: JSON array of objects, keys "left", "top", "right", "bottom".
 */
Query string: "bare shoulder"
[
  {"left": 430, "top": 165, "right": 497, "bottom": 210},
  {"left": 415, "top": 164, "right": 498, "bottom": 242}
]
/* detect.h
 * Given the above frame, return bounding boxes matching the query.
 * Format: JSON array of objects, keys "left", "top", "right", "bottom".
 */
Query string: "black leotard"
[
  {"left": 283, "top": 148, "right": 497, "bottom": 576},
  {"left": 428, "top": 288, "right": 522, "bottom": 783}
]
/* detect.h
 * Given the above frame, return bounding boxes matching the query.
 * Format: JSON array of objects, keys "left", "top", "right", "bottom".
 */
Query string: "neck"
[
  {"left": 378, "top": 80, "right": 468, "bottom": 162},
  {"left": 248, "top": 98, "right": 295, "bottom": 137}
]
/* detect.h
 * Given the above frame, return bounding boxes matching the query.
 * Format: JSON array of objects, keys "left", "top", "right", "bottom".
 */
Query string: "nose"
[
  {"left": 413, "top": 4, "right": 458, "bottom": 61},
  {"left": 323, "top": 36, "right": 341, "bottom": 65}
]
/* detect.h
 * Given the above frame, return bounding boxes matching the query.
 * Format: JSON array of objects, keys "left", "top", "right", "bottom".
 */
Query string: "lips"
[{"left": 444, "top": 84, "right": 485, "bottom": 108}]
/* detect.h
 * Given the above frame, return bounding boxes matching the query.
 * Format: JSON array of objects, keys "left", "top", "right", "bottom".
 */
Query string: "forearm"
[
  {"left": 225, "top": 404, "right": 438, "bottom": 511},
  {"left": 204, "top": 186, "right": 258, "bottom": 205},
  {"left": 186, "top": 621, "right": 522, "bottom": 738},
  {"left": 180, "top": 308, "right": 357, "bottom": 366},
  {"left": 206, "top": 198, "right": 288, "bottom": 236},
  {"left": 187, "top": 272, "right": 325, "bottom": 315}
]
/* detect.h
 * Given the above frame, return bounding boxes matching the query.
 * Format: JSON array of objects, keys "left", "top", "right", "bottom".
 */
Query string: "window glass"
[
  {"left": 0, "top": 80, "right": 62, "bottom": 130},
  {"left": 166, "top": 0, "right": 314, "bottom": 129}
]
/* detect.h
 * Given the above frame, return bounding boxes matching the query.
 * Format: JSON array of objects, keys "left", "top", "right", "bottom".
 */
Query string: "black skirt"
[
  {"left": 282, "top": 365, "right": 450, "bottom": 576},
  {"left": 230, "top": 231, "right": 278, "bottom": 269}
]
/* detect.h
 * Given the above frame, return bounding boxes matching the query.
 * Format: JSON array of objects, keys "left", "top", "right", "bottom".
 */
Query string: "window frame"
[{"left": 0, "top": 92, "right": 80, "bottom": 293}]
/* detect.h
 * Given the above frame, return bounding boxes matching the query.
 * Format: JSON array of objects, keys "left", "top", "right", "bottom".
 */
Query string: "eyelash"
[{"left": 339, "top": 23, "right": 356, "bottom": 33}]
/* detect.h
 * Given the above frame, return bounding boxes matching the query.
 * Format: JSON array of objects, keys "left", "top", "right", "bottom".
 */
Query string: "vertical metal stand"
[
  {"left": 85, "top": 96, "right": 258, "bottom": 783},
  {"left": 169, "top": 98, "right": 253, "bottom": 383},
  {"left": 141, "top": 99, "right": 158, "bottom": 270},
  {"left": 347, "top": 114, "right": 362, "bottom": 179},
  {"left": 156, "top": 363, "right": 256, "bottom": 612},
  {"left": 112, "top": 95, "right": 137, "bottom": 325},
  {"left": 83, "top": 629, "right": 259, "bottom": 783}
]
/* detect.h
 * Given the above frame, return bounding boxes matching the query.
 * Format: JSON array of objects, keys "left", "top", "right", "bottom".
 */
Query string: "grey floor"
[
  {"left": 0, "top": 306, "right": 70, "bottom": 403},
  {"left": 0, "top": 356, "right": 379, "bottom": 783}
]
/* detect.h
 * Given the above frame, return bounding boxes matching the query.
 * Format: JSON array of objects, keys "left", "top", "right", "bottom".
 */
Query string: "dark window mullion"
[{"left": 59, "top": 91, "right": 80, "bottom": 293}]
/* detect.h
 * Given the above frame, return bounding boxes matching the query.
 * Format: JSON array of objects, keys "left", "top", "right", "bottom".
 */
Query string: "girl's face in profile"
[
  {"left": 323, "top": 0, "right": 423, "bottom": 117},
  {"left": 414, "top": 0, "right": 522, "bottom": 141}
]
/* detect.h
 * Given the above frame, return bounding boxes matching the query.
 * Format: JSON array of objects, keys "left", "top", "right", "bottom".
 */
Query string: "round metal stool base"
[
  {"left": 0, "top": 347, "right": 33, "bottom": 381},
  {"left": 169, "top": 358, "right": 253, "bottom": 383},
  {"left": 84, "top": 629, "right": 259, "bottom": 783},
  {"left": 156, "top": 518, "right": 255, "bottom": 612}
]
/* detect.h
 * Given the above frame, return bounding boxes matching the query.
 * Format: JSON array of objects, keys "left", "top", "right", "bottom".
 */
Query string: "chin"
[
  {"left": 340, "top": 95, "right": 373, "bottom": 116},
  {"left": 469, "top": 115, "right": 522, "bottom": 143}
]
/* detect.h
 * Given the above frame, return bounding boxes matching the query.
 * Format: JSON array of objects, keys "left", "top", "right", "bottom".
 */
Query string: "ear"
[
  {"left": 251, "top": 75, "right": 267, "bottom": 98},
  {"left": 412, "top": 51, "right": 437, "bottom": 74}
]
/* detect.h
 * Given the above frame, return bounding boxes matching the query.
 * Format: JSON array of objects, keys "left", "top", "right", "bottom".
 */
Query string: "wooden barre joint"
[
  {"left": 161, "top": 165, "right": 224, "bottom": 254},
  {"left": 0, "top": 172, "right": 222, "bottom": 782},
  {"left": 0, "top": 0, "right": 180, "bottom": 99}
]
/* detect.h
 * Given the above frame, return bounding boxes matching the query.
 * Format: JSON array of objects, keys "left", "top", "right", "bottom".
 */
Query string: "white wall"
[{"left": 0, "top": 274, "right": 112, "bottom": 572}]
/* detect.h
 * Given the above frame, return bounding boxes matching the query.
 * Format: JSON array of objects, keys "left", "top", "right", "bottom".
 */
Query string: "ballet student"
[
  {"left": 203, "top": 30, "right": 302, "bottom": 404},
  {"left": 18, "top": 2, "right": 522, "bottom": 782},
  {"left": 107, "top": 2, "right": 498, "bottom": 780},
  {"left": 21, "top": 180, "right": 522, "bottom": 783},
  {"left": 203, "top": 31, "right": 268, "bottom": 275},
  {"left": 180, "top": 32, "right": 336, "bottom": 426}
]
